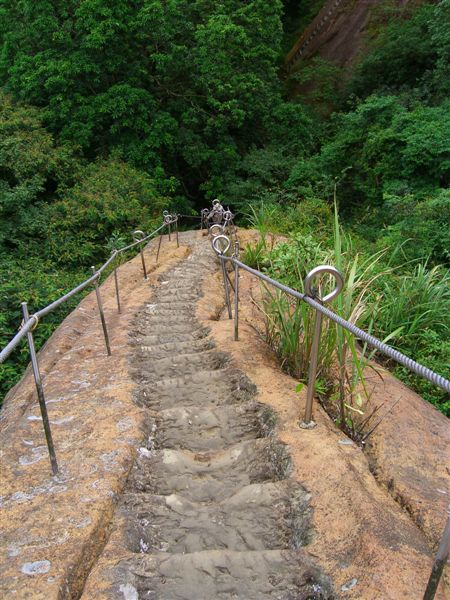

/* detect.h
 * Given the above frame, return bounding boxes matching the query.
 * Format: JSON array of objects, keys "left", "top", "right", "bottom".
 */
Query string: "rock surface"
[
  {"left": 81, "top": 233, "right": 333, "bottom": 599},
  {"left": 0, "top": 229, "right": 448, "bottom": 599}
]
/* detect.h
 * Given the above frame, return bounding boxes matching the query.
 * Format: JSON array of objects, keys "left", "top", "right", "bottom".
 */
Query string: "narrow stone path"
[{"left": 87, "top": 233, "right": 333, "bottom": 599}]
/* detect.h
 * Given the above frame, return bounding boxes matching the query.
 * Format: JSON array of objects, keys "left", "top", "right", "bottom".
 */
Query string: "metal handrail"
[
  {"left": 0, "top": 212, "right": 179, "bottom": 475},
  {"left": 211, "top": 232, "right": 450, "bottom": 600},
  {"left": 210, "top": 234, "right": 450, "bottom": 409},
  {"left": 0, "top": 218, "right": 176, "bottom": 364}
]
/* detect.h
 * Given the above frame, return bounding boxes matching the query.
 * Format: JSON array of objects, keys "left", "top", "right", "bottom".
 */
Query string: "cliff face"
[{"left": 286, "top": 0, "right": 419, "bottom": 71}]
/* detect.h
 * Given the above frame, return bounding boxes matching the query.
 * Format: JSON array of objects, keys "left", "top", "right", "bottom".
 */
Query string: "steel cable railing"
[
  {"left": 210, "top": 232, "right": 449, "bottom": 600},
  {"left": 0, "top": 212, "right": 179, "bottom": 474},
  {"left": 210, "top": 234, "right": 450, "bottom": 409}
]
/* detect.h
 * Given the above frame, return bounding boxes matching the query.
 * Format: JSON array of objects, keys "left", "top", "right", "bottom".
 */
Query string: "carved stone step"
[
  {"left": 154, "top": 401, "right": 275, "bottom": 452},
  {"left": 128, "top": 439, "right": 291, "bottom": 502},
  {"left": 122, "top": 481, "right": 311, "bottom": 554},
  {"left": 108, "top": 549, "right": 333, "bottom": 600}
]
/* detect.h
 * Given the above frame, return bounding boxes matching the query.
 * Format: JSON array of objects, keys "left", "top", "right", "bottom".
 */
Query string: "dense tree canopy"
[
  {"left": 0, "top": 0, "right": 449, "bottom": 411},
  {"left": 0, "top": 0, "right": 287, "bottom": 198}
]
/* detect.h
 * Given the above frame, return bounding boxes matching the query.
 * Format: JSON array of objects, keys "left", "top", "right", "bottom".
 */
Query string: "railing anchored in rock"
[
  {"left": 0, "top": 211, "right": 179, "bottom": 476},
  {"left": 1, "top": 205, "right": 448, "bottom": 599},
  {"left": 209, "top": 231, "right": 450, "bottom": 600}
]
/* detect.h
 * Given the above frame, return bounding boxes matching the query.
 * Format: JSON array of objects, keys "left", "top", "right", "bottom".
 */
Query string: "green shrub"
[
  {"left": 44, "top": 159, "right": 167, "bottom": 267},
  {"left": 0, "top": 256, "right": 87, "bottom": 402},
  {"left": 379, "top": 189, "right": 450, "bottom": 265},
  {"left": 394, "top": 330, "right": 450, "bottom": 416},
  {"left": 367, "top": 263, "right": 450, "bottom": 345}
]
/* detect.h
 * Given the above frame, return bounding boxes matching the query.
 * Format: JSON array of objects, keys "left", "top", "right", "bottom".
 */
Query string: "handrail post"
[
  {"left": 301, "top": 266, "right": 343, "bottom": 428},
  {"left": 303, "top": 310, "right": 323, "bottom": 427},
  {"left": 91, "top": 267, "right": 112, "bottom": 356},
  {"left": 21, "top": 302, "right": 59, "bottom": 475},
  {"left": 156, "top": 229, "right": 164, "bottom": 262},
  {"left": 112, "top": 251, "right": 121, "bottom": 314},
  {"left": 221, "top": 257, "right": 232, "bottom": 320},
  {"left": 211, "top": 234, "right": 233, "bottom": 321},
  {"left": 175, "top": 217, "right": 179, "bottom": 248},
  {"left": 140, "top": 244, "right": 148, "bottom": 280},
  {"left": 234, "top": 242, "right": 239, "bottom": 341},
  {"left": 133, "top": 230, "right": 148, "bottom": 279},
  {"left": 423, "top": 508, "right": 450, "bottom": 600}
]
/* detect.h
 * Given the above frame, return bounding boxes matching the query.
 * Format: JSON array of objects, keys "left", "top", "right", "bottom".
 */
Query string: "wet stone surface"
[{"left": 100, "top": 234, "right": 334, "bottom": 599}]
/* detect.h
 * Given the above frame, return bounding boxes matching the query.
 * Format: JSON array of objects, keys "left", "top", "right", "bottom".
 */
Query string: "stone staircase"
[{"left": 84, "top": 234, "right": 333, "bottom": 599}]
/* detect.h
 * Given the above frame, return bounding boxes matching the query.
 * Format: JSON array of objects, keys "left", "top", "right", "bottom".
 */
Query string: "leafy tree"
[
  {"left": 44, "top": 159, "right": 168, "bottom": 266},
  {"left": 349, "top": 1, "right": 450, "bottom": 101},
  {"left": 287, "top": 95, "right": 450, "bottom": 210},
  {"left": 0, "top": 92, "right": 78, "bottom": 250},
  {"left": 0, "top": 0, "right": 286, "bottom": 197}
]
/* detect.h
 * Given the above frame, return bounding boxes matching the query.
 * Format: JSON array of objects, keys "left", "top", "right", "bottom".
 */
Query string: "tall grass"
[
  {"left": 367, "top": 263, "right": 450, "bottom": 345},
  {"left": 254, "top": 201, "right": 396, "bottom": 430},
  {"left": 243, "top": 199, "right": 449, "bottom": 420}
]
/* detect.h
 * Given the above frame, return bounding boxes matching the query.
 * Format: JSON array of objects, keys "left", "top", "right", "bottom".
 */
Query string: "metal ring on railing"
[
  {"left": 132, "top": 230, "right": 146, "bottom": 242},
  {"left": 304, "top": 265, "right": 343, "bottom": 304},
  {"left": 212, "top": 234, "right": 231, "bottom": 256},
  {"left": 20, "top": 314, "right": 39, "bottom": 332},
  {"left": 164, "top": 213, "right": 174, "bottom": 225},
  {"left": 209, "top": 223, "right": 224, "bottom": 237},
  {"left": 223, "top": 209, "right": 233, "bottom": 224}
]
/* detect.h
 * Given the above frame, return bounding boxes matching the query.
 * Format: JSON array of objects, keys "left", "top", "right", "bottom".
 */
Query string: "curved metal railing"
[
  {"left": 210, "top": 233, "right": 450, "bottom": 418},
  {"left": 211, "top": 232, "right": 450, "bottom": 600},
  {"left": 0, "top": 212, "right": 179, "bottom": 474}
]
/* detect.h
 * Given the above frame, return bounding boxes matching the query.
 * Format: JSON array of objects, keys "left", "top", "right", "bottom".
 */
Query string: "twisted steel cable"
[{"left": 212, "top": 246, "right": 450, "bottom": 393}]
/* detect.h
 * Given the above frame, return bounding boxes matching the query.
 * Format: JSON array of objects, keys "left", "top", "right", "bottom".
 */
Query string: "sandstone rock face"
[
  {"left": 81, "top": 235, "right": 333, "bottom": 599},
  {"left": 1, "top": 229, "right": 448, "bottom": 599}
]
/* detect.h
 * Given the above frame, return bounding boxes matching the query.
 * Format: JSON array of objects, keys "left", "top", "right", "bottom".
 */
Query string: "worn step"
[
  {"left": 135, "top": 339, "right": 215, "bottom": 359},
  {"left": 135, "top": 328, "right": 210, "bottom": 345},
  {"left": 123, "top": 481, "right": 311, "bottom": 555},
  {"left": 133, "top": 351, "right": 229, "bottom": 379},
  {"left": 134, "top": 369, "right": 256, "bottom": 410},
  {"left": 142, "top": 306, "right": 194, "bottom": 318},
  {"left": 133, "top": 320, "right": 198, "bottom": 334},
  {"left": 110, "top": 549, "right": 333, "bottom": 600},
  {"left": 140, "top": 300, "right": 197, "bottom": 312},
  {"left": 128, "top": 439, "right": 291, "bottom": 502},
  {"left": 141, "top": 367, "right": 243, "bottom": 389},
  {"left": 154, "top": 401, "right": 275, "bottom": 452},
  {"left": 155, "top": 292, "right": 201, "bottom": 303},
  {"left": 156, "top": 279, "right": 199, "bottom": 289}
]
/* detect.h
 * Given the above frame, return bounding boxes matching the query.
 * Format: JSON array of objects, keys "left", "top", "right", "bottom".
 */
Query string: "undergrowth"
[{"left": 243, "top": 201, "right": 449, "bottom": 427}]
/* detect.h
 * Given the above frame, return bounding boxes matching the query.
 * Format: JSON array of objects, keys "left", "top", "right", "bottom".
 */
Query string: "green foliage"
[
  {"left": 0, "top": 0, "right": 286, "bottom": 195},
  {"left": 349, "top": 1, "right": 450, "bottom": 101},
  {"left": 379, "top": 189, "right": 450, "bottom": 265},
  {"left": 394, "top": 331, "right": 450, "bottom": 417},
  {"left": 44, "top": 159, "right": 167, "bottom": 266},
  {"left": 365, "top": 264, "right": 450, "bottom": 415},
  {"left": 0, "top": 92, "right": 79, "bottom": 249},
  {"left": 289, "top": 57, "right": 343, "bottom": 115},
  {"left": 247, "top": 200, "right": 449, "bottom": 420},
  {"left": 257, "top": 205, "right": 393, "bottom": 428},
  {"left": 288, "top": 95, "right": 450, "bottom": 208},
  {"left": 0, "top": 256, "right": 87, "bottom": 401},
  {"left": 242, "top": 199, "right": 332, "bottom": 238}
]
